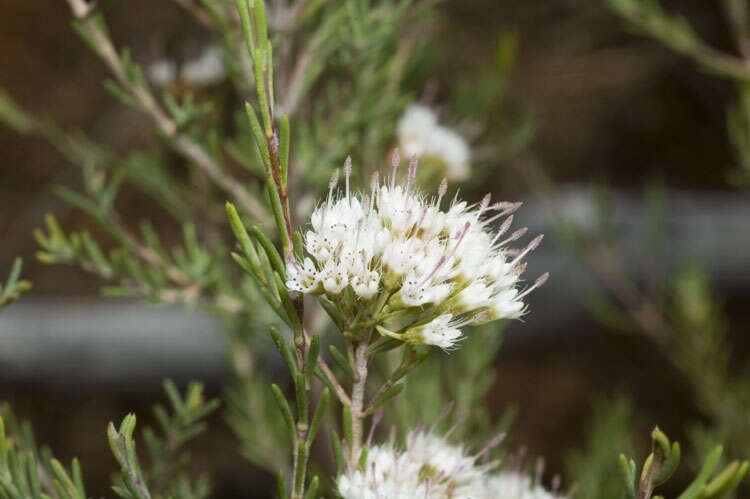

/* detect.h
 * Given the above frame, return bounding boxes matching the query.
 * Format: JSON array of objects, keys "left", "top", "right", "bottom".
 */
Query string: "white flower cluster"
[
  {"left": 337, "top": 427, "right": 562, "bottom": 499},
  {"left": 286, "top": 153, "right": 547, "bottom": 350},
  {"left": 148, "top": 45, "right": 227, "bottom": 87},
  {"left": 397, "top": 104, "right": 471, "bottom": 181}
]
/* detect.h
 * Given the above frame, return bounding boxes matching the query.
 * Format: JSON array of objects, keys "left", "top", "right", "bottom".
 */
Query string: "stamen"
[
  {"left": 410, "top": 421, "right": 425, "bottom": 450},
  {"left": 344, "top": 156, "right": 352, "bottom": 204},
  {"left": 391, "top": 148, "right": 400, "bottom": 187},
  {"left": 510, "top": 234, "right": 544, "bottom": 267},
  {"left": 328, "top": 169, "right": 339, "bottom": 206},
  {"left": 418, "top": 222, "right": 471, "bottom": 288},
  {"left": 437, "top": 178, "right": 448, "bottom": 207},
  {"left": 490, "top": 215, "right": 514, "bottom": 247},
  {"left": 443, "top": 410, "right": 468, "bottom": 438},
  {"left": 366, "top": 409, "right": 383, "bottom": 447},
  {"left": 372, "top": 461, "right": 379, "bottom": 496},
  {"left": 467, "top": 310, "right": 490, "bottom": 325},
  {"left": 479, "top": 193, "right": 491, "bottom": 214},
  {"left": 472, "top": 432, "right": 506, "bottom": 462},
  {"left": 535, "top": 457, "right": 545, "bottom": 487},
  {"left": 498, "top": 227, "right": 528, "bottom": 248},
  {"left": 320, "top": 201, "right": 328, "bottom": 226},
  {"left": 355, "top": 219, "right": 363, "bottom": 248},
  {"left": 484, "top": 201, "right": 523, "bottom": 225},
  {"left": 407, "top": 206, "right": 430, "bottom": 244},
  {"left": 552, "top": 475, "right": 561, "bottom": 494},
  {"left": 404, "top": 156, "right": 418, "bottom": 208},
  {"left": 428, "top": 402, "right": 455, "bottom": 436},
  {"left": 511, "top": 261, "right": 528, "bottom": 277},
  {"left": 518, "top": 272, "right": 549, "bottom": 299}
]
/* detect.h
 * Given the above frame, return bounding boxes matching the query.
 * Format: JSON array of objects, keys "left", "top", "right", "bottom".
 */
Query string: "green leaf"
[
  {"left": 271, "top": 384, "right": 296, "bottom": 444},
  {"left": 306, "top": 388, "right": 330, "bottom": 449}
]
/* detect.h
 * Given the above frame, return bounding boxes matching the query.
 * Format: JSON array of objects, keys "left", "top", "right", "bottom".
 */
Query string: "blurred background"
[{"left": 1, "top": 0, "right": 749, "bottom": 497}]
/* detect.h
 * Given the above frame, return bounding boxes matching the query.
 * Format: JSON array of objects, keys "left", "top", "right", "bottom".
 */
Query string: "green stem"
[{"left": 349, "top": 339, "right": 369, "bottom": 468}]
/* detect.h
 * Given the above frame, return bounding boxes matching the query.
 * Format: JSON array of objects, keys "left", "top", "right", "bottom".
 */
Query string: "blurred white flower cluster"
[
  {"left": 397, "top": 104, "right": 471, "bottom": 181},
  {"left": 286, "top": 153, "right": 547, "bottom": 350},
  {"left": 148, "top": 45, "right": 227, "bottom": 87},
  {"left": 337, "top": 426, "right": 563, "bottom": 499}
]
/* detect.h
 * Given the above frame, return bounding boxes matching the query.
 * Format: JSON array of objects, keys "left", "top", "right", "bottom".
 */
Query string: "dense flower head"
[
  {"left": 286, "top": 152, "right": 547, "bottom": 349},
  {"left": 397, "top": 104, "right": 471, "bottom": 181},
  {"left": 336, "top": 423, "right": 563, "bottom": 499}
]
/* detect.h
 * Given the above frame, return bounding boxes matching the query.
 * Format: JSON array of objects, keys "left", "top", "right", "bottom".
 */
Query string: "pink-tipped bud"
[{"left": 344, "top": 155, "right": 352, "bottom": 176}]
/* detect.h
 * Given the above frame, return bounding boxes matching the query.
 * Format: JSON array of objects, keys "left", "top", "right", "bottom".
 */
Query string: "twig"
[
  {"left": 64, "top": 0, "right": 271, "bottom": 226},
  {"left": 349, "top": 339, "right": 369, "bottom": 468}
]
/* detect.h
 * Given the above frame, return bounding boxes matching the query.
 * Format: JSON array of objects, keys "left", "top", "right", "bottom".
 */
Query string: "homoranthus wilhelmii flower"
[
  {"left": 336, "top": 418, "right": 563, "bottom": 499},
  {"left": 286, "top": 151, "right": 547, "bottom": 350},
  {"left": 397, "top": 104, "right": 471, "bottom": 181}
]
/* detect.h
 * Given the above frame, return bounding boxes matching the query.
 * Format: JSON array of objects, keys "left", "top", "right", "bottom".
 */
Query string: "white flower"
[
  {"left": 402, "top": 314, "right": 463, "bottom": 350},
  {"left": 287, "top": 153, "right": 546, "bottom": 349},
  {"left": 336, "top": 424, "right": 563, "bottom": 499},
  {"left": 397, "top": 104, "right": 471, "bottom": 181},
  {"left": 180, "top": 46, "right": 227, "bottom": 86},
  {"left": 147, "top": 59, "right": 177, "bottom": 86},
  {"left": 480, "top": 472, "right": 563, "bottom": 499}
]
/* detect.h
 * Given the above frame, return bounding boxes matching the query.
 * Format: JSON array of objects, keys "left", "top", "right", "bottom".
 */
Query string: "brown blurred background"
[{"left": 1, "top": 0, "right": 748, "bottom": 497}]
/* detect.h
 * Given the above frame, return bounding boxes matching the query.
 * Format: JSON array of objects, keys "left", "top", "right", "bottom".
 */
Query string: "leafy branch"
[
  {"left": 0, "top": 404, "right": 86, "bottom": 499},
  {"left": 619, "top": 427, "right": 748, "bottom": 499},
  {"left": 63, "top": 0, "right": 270, "bottom": 225},
  {"left": 0, "top": 258, "right": 31, "bottom": 312}
]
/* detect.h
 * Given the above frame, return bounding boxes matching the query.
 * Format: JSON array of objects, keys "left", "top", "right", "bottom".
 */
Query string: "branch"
[{"left": 64, "top": 0, "right": 271, "bottom": 226}]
